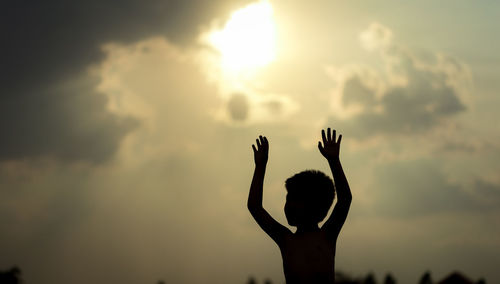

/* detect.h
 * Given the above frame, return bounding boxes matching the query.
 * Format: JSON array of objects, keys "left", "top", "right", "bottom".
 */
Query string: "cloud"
[
  {"left": 0, "top": 36, "right": 265, "bottom": 284},
  {"left": 471, "top": 179, "right": 500, "bottom": 208},
  {"left": 371, "top": 159, "right": 500, "bottom": 217},
  {"left": 0, "top": 76, "right": 138, "bottom": 163},
  {"left": 359, "top": 22, "right": 393, "bottom": 51},
  {"left": 327, "top": 22, "right": 470, "bottom": 138},
  {"left": 0, "top": 0, "right": 251, "bottom": 163},
  {"left": 224, "top": 92, "right": 295, "bottom": 123},
  {"left": 212, "top": 89, "right": 299, "bottom": 125},
  {"left": 227, "top": 93, "right": 249, "bottom": 121}
]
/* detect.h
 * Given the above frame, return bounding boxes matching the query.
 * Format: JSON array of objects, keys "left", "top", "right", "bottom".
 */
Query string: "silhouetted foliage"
[
  {"left": 419, "top": 271, "right": 433, "bottom": 284},
  {"left": 263, "top": 278, "right": 272, "bottom": 284},
  {"left": 383, "top": 273, "right": 396, "bottom": 284},
  {"left": 0, "top": 267, "right": 21, "bottom": 284},
  {"left": 438, "top": 271, "right": 474, "bottom": 284},
  {"left": 363, "top": 272, "right": 377, "bottom": 284},
  {"left": 247, "top": 276, "right": 257, "bottom": 284},
  {"left": 245, "top": 270, "right": 488, "bottom": 284},
  {"left": 335, "top": 271, "right": 359, "bottom": 284}
]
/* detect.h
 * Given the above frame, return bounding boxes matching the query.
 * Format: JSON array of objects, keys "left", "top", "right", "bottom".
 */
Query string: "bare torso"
[{"left": 279, "top": 230, "right": 336, "bottom": 284}]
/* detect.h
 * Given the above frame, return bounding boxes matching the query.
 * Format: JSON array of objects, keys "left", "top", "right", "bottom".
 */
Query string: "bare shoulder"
[{"left": 282, "top": 230, "right": 336, "bottom": 251}]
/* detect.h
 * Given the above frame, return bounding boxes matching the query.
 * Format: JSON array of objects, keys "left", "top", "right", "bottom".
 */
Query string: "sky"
[{"left": 1, "top": 0, "right": 499, "bottom": 283}]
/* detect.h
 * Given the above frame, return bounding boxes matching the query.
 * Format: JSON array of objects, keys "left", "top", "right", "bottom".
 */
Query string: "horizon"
[{"left": 1, "top": 0, "right": 499, "bottom": 283}]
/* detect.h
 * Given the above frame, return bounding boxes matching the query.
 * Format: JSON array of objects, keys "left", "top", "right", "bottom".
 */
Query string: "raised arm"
[
  {"left": 318, "top": 128, "right": 352, "bottom": 238},
  {"left": 247, "top": 135, "right": 291, "bottom": 244}
]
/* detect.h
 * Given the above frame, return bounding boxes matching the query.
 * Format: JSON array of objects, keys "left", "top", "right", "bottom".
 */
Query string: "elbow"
[
  {"left": 339, "top": 193, "right": 352, "bottom": 204},
  {"left": 247, "top": 200, "right": 262, "bottom": 214},
  {"left": 346, "top": 193, "right": 353, "bottom": 202},
  {"left": 247, "top": 199, "right": 256, "bottom": 213}
]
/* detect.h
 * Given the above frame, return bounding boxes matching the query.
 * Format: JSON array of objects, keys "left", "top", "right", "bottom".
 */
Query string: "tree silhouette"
[
  {"left": 364, "top": 272, "right": 377, "bottom": 284},
  {"left": 383, "top": 273, "right": 396, "bottom": 284},
  {"left": 247, "top": 276, "right": 257, "bottom": 284},
  {"left": 419, "top": 271, "right": 433, "bottom": 284},
  {"left": 0, "top": 267, "right": 22, "bottom": 284}
]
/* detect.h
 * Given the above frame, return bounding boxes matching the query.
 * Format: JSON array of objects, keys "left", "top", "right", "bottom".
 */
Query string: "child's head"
[{"left": 284, "top": 170, "right": 335, "bottom": 226}]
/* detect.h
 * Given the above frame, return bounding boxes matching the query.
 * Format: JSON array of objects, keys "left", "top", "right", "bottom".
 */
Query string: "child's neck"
[{"left": 295, "top": 223, "right": 320, "bottom": 233}]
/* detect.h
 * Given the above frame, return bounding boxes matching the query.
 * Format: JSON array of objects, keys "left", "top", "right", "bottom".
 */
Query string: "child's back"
[
  {"left": 248, "top": 128, "right": 351, "bottom": 284},
  {"left": 281, "top": 230, "right": 335, "bottom": 283}
]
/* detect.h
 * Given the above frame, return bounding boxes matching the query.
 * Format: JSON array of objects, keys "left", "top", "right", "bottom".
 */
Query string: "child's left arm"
[
  {"left": 248, "top": 136, "right": 291, "bottom": 245},
  {"left": 318, "top": 128, "right": 352, "bottom": 239}
]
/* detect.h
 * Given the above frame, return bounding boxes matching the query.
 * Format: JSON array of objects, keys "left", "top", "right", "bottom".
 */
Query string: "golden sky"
[{"left": 1, "top": 0, "right": 499, "bottom": 283}]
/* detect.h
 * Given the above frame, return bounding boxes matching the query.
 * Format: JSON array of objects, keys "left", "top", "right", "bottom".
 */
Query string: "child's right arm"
[
  {"left": 248, "top": 135, "right": 291, "bottom": 244},
  {"left": 318, "top": 128, "right": 352, "bottom": 239}
]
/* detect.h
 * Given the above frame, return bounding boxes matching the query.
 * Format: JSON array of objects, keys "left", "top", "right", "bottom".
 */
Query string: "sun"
[{"left": 209, "top": 0, "right": 277, "bottom": 73}]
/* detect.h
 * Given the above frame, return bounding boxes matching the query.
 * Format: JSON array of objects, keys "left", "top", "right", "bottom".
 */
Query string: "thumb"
[{"left": 318, "top": 141, "right": 325, "bottom": 154}]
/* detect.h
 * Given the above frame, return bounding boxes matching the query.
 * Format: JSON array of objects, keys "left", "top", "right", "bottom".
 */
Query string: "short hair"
[{"left": 285, "top": 170, "right": 335, "bottom": 223}]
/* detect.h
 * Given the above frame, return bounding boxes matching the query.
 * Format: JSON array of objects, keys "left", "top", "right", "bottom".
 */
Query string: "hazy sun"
[{"left": 209, "top": 0, "right": 277, "bottom": 73}]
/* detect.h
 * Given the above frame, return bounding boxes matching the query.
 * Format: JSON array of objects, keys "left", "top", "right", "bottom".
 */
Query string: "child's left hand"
[
  {"left": 252, "top": 135, "right": 269, "bottom": 166},
  {"left": 318, "top": 128, "right": 342, "bottom": 161}
]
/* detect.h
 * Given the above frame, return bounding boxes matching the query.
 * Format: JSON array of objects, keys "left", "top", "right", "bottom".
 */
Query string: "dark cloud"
[
  {"left": 264, "top": 99, "right": 284, "bottom": 115},
  {"left": 472, "top": 179, "right": 500, "bottom": 207},
  {"left": 1, "top": 0, "right": 250, "bottom": 96},
  {"left": 330, "top": 23, "right": 467, "bottom": 138},
  {"left": 371, "top": 159, "right": 500, "bottom": 217},
  {"left": 333, "top": 64, "right": 465, "bottom": 138},
  {"left": 1, "top": 0, "right": 250, "bottom": 163},
  {"left": 340, "top": 86, "right": 464, "bottom": 138},
  {"left": 0, "top": 76, "right": 138, "bottom": 163},
  {"left": 227, "top": 93, "right": 249, "bottom": 121},
  {"left": 341, "top": 76, "right": 376, "bottom": 107}
]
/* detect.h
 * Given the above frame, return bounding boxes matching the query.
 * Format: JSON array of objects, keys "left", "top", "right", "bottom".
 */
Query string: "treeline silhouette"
[
  {"left": 0, "top": 266, "right": 487, "bottom": 284},
  {"left": 246, "top": 270, "right": 487, "bottom": 284},
  {"left": 0, "top": 267, "right": 21, "bottom": 284}
]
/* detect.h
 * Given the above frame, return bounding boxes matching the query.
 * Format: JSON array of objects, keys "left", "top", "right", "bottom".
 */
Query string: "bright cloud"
[{"left": 327, "top": 22, "right": 471, "bottom": 139}]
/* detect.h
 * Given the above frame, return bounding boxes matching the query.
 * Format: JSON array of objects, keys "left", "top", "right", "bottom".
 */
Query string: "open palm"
[
  {"left": 252, "top": 135, "right": 269, "bottom": 166},
  {"left": 318, "top": 128, "right": 342, "bottom": 161}
]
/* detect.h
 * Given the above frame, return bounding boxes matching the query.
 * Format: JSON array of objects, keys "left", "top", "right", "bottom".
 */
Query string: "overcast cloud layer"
[
  {"left": 0, "top": 0, "right": 250, "bottom": 163},
  {"left": 1, "top": 1, "right": 500, "bottom": 284},
  {"left": 327, "top": 22, "right": 469, "bottom": 138}
]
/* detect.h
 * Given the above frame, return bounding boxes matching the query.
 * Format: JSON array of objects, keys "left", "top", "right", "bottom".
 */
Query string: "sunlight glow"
[{"left": 209, "top": 1, "right": 277, "bottom": 73}]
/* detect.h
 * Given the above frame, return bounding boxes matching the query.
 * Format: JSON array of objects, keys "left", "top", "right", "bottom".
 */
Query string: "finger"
[
  {"left": 318, "top": 141, "right": 326, "bottom": 156},
  {"left": 259, "top": 135, "right": 265, "bottom": 146},
  {"left": 263, "top": 136, "right": 269, "bottom": 147},
  {"left": 333, "top": 129, "right": 336, "bottom": 142},
  {"left": 252, "top": 144, "right": 257, "bottom": 153},
  {"left": 337, "top": 134, "right": 342, "bottom": 145},
  {"left": 327, "top": 128, "right": 331, "bottom": 142},
  {"left": 256, "top": 138, "right": 261, "bottom": 148},
  {"left": 322, "top": 129, "right": 327, "bottom": 144}
]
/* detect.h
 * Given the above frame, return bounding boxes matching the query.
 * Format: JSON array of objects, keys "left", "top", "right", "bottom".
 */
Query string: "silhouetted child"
[{"left": 248, "top": 128, "right": 352, "bottom": 284}]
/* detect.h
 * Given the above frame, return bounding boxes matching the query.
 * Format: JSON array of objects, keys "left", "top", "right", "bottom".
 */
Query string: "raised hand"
[
  {"left": 318, "top": 128, "right": 342, "bottom": 161},
  {"left": 319, "top": 127, "right": 351, "bottom": 238},
  {"left": 252, "top": 135, "right": 269, "bottom": 166}
]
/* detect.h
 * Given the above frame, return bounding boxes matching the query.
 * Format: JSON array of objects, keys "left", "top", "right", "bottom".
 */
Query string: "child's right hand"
[
  {"left": 318, "top": 128, "right": 342, "bottom": 161},
  {"left": 252, "top": 135, "right": 269, "bottom": 166}
]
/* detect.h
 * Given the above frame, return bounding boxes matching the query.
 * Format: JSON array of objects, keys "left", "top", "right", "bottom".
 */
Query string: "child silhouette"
[{"left": 248, "top": 128, "right": 352, "bottom": 284}]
